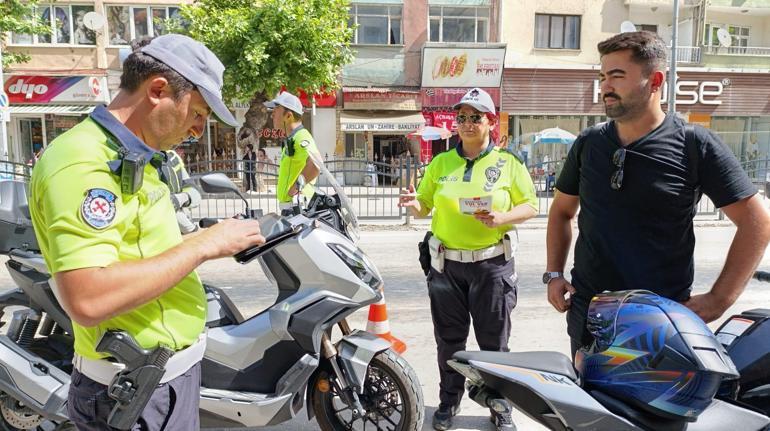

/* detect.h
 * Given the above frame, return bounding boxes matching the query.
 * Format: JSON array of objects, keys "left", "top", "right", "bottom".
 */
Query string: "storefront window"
[
  {"left": 107, "top": 5, "right": 185, "bottom": 46},
  {"left": 515, "top": 115, "right": 581, "bottom": 169}
]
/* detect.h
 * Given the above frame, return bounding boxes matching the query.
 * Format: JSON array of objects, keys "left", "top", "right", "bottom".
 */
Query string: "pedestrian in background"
[
  {"left": 242, "top": 143, "right": 257, "bottom": 193},
  {"left": 545, "top": 31, "right": 770, "bottom": 360},
  {"left": 399, "top": 87, "right": 538, "bottom": 431}
]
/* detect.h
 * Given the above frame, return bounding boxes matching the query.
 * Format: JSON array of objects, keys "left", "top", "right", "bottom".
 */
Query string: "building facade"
[{"left": 500, "top": 0, "right": 770, "bottom": 172}]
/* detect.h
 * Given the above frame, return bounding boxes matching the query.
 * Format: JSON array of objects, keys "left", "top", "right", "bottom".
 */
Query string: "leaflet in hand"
[{"left": 459, "top": 196, "right": 492, "bottom": 215}]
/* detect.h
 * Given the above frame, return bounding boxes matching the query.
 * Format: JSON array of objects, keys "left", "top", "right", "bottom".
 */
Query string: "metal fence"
[{"left": 7, "top": 154, "right": 742, "bottom": 221}]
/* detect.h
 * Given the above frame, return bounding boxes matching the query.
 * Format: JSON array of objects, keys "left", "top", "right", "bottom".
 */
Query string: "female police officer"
[{"left": 399, "top": 88, "right": 537, "bottom": 431}]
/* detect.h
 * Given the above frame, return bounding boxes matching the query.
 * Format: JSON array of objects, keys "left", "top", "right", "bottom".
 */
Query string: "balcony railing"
[
  {"left": 669, "top": 46, "right": 702, "bottom": 64},
  {"left": 704, "top": 45, "right": 770, "bottom": 57}
]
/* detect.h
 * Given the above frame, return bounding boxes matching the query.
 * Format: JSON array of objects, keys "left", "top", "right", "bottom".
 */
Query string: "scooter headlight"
[{"left": 328, "top": 243, "right": 381, "bottom": 289}]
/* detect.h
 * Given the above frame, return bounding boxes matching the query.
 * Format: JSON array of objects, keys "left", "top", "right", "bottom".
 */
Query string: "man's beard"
[{"left": 603, "top": 84, "right": 649, "bottom": 120}]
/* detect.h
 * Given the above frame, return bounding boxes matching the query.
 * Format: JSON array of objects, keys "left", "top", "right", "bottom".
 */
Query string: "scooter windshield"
[{"left": 306, "top": 151, "right": 360, "bottom": 241}]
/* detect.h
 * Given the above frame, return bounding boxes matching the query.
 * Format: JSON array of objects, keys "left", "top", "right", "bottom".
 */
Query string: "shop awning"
[
  {"left": 340, "top": 112, "right": 425, "bottom": 133},
  {"left": 9, "top": 105, "right": 95, "bottom": 115}
]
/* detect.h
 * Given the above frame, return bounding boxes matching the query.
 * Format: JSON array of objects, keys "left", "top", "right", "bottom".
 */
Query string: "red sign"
[
  {"left": 431, "top": 111, "right": 457, "bottom": 131},
  {"left": 4, "top": 75, "right": 109, "bottom": 103},
  {"left": 343, "top": 90, "right": 421, "bottom": 110},
  {"left": 258, "top": 128, "right": 287, "bottom": 139},
  {"left": 422, "top": 87, "right": 501, "bottom": 108},
  {"left": 280, "top": 86, "right": 337, "bottom": 108}
]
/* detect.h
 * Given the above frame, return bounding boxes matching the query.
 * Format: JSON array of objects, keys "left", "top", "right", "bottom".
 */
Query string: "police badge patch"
[
  {"left": 485, "top": 166, "right": 501, "bottom": 184},
  {"left": 81, "top": 188, "right": 117, "bottom": 230}
]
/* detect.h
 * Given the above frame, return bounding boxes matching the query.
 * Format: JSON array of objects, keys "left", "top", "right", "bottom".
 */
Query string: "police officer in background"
[
  {"left": 263, "top": 91, "right": 320, "bottom": 212},
  {"left": 399, "top": 88, "right": 538, "bottom": 431},
  {"left": 29, "top": 35, "right": 266, "bottom": 430}
]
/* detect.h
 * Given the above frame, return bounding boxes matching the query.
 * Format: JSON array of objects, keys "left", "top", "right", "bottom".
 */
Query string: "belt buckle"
[{"left": 460, "top": 250, "right": 472, "bottom": 262}]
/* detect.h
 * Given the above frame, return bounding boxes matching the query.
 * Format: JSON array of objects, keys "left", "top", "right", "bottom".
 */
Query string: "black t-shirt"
[{"left": 557, "top": 113, "right": 755, "bottom": 307}]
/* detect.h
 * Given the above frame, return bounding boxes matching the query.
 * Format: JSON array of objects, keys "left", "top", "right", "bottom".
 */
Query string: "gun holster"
[
  {"left": 418, "top": 231, "right": 433, "bottom": 276},
  {"left": 96, "top": 331, "right": 174, "bottom": 430}
]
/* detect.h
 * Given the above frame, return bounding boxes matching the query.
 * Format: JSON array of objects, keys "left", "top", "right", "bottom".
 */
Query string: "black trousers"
[
  {"left": 244, "top": 171, "right": 257, "bottom": 191},
  {"left": 427, "top": 254, "right": 517, "bottom": 407},
  {"left": 67, "top": 362, "right": 201, "bottom": 431}
]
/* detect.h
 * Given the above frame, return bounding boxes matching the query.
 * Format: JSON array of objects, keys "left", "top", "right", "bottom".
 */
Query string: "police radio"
[{"left": 120, "top": 151, "right": 147, "bottom": 195}]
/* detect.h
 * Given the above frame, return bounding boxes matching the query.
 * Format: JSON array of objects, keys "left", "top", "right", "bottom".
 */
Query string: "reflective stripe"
[{"left": 366, "top": 320, "right": 390, "bottom": 334}]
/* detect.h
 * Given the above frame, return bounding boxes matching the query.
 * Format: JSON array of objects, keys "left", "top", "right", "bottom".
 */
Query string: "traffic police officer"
[
  {"left": 399, "top": 88, "right": 538, "bottom": 431},
  {"left": 263, "top": 91, "right": 320, "bottom": 211},
  {"left": 29, "top": 35, "right": 266, "bottom": 430}
]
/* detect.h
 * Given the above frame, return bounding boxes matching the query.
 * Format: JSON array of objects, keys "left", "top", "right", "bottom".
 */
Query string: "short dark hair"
[
  {"left": 246, "top": 143, "right": 254, "bottom": 150},
  {"left": 597, "top": 31, "right": 667, "bottom": 74},
  {"left": 119, "top": 37, "right": 194, "bottom": 100}
]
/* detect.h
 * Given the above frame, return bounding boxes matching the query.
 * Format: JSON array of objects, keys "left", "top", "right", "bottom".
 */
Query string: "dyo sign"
[
  {"left": 6, "top": 79, "right": 48, "bottom": 100},
  {"left": 593, "top": 79, "right": 724, "bottom": 105}
]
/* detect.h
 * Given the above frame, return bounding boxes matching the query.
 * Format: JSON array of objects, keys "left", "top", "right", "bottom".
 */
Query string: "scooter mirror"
[
  {"left": 199, "top": 173, "right": 250, "bottom": 212},
  {"left": 200, "top": 173, "right": 239, "bottom": 194}
]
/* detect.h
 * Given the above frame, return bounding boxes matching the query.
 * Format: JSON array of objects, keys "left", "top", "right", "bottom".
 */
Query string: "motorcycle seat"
[{"left": 453, "top": 351, "right": 577, "bottom": 381}]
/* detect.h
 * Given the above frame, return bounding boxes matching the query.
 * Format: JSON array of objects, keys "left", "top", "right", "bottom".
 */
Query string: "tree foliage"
[
  {"left": 0, "top": 0, "right": 53, "bottom": 68},
  {"left": 174, "top": 0, "right": 355, "bottom": 141}
]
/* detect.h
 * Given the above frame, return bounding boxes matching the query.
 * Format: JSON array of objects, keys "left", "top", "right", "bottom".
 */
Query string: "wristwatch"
[{"left": 542, "top": 271, "right": 564, "bottom": 284}]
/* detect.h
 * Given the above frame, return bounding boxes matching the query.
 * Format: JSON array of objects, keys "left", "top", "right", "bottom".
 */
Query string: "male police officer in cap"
[
  {"left": 30, "top": 34, "right": 266, "bottom": 430},
  {"left": 264, "top": 91, "right": 320, "bottom": 211}
]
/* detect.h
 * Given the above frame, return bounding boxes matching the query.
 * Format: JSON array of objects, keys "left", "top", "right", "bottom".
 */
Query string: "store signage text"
[
  {"left": 592, "top": 80, "right": 724, "bottom": 105},
  {"left": 342, "top": 122, "right": 424, "bottom": 132},
  {"left": 7, "top": 79, "right": 48, "bottom": 100}
]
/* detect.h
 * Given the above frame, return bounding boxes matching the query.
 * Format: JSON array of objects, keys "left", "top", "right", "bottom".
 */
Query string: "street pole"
[
  {"left": 0, "top": 44, "right": 8, "bottom": 160},
  {"left": 668, "top": 0, "right": 680, "bottom": 114}
]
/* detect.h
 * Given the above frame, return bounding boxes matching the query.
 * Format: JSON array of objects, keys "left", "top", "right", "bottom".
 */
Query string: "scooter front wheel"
[{"left": 312, "top": 349, "right": 424, "bottom": 431}]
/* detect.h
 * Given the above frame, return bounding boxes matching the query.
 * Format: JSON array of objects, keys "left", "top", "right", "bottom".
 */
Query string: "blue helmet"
[{"left": 575, "top": 290, "right": 739, "bottom": 421}]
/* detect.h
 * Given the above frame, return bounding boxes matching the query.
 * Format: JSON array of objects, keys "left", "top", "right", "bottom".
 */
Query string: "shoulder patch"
[
  {"left": 300, "top": 140, "right": 310, "bottom": 148},
  {"left": 81, "top": 188, "right": 117, "bottom": 230}
]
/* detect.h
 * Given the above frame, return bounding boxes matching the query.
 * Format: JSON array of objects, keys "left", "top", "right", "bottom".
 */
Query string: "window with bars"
[
  {"left": 11, "top": 4, "right": 97, "bottom": 46},
  {"left": 348, "top": 4, "right": 402, "bottom": 45},
  {"left": 534, "top": 14, "right": 581, "bottom": 49},
  {"left": 106, "top": 5, "right": 183, "bottom": 46},
  {"left": 428, "top": 6, "right": 489, "bottom": 43}
]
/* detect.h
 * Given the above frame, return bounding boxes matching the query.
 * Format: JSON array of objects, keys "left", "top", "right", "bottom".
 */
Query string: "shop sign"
[
  {"left": 341, "top": 121, "right": 425, "bottom": 132},
  {"left": 421, "top": 47, "right": 506, "bottom": 88},
  {"left": 343, "top": 91, "right": 420, "bottom": 110},
  {"left": 592, "top": 79, "right": 725, "bottom": 105},
  {"left": 422, "top": 87, "right": 501, "bottom": 108},
  {"left": 4, "top": 76, "right": 109, "bottom": 104}
]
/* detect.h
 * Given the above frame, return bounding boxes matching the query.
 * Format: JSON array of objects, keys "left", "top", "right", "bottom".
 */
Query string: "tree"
[
  {"left": 175, "top": 0, "right": 355, "bottom": 143},
  {"left": 1, "top": 0, "right": 53, "bottom": 68}
]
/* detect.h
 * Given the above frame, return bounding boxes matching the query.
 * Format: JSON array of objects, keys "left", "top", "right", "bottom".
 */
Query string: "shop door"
[{"left": 16, "top": 117, "right": 44, "bottom": 165}]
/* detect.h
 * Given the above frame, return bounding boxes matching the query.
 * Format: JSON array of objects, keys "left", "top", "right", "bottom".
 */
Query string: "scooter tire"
[{"left": 312, "top": 348, "right": 424, "bottom": 431}]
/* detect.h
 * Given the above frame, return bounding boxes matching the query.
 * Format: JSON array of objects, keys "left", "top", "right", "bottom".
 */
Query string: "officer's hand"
[
  {"left": 547, "top": 278, "right": 576, "bottom": 313},
  {"left": 473, "top": 211, "right": 506, "bottom": 228},
  {"left": 398, "top": 184, "right": 419, "bottom": 209},
  {"left": 683, "top": 292, "right": 733, "bottom": 323},
  {"left": 195, "top": 218, "right": 265, "bottom": 260}
]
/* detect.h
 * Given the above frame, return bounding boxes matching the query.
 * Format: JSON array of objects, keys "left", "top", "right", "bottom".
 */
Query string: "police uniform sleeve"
[
  {"left": 416, "top": 161, "right": 436, "bottom": 211},
  {"left": 697, "top": 127, "right": 756, "bottom": 208},
  {"left": 508, "top": 155, "right": 538, "bottom": 211},
  {"left": 36, "top": 162, "right": 127, "bottom": 273},
  {"left": 555, "top": 134, "right": 584, "bottom": 196}
]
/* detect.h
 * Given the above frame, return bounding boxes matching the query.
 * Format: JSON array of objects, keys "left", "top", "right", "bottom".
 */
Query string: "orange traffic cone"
[{"left": 366, "top": 288, "right": 407, "bottom": 354}]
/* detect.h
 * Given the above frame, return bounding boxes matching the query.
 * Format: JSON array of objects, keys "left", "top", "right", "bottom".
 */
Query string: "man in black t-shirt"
[{"left": 545, "top": 31, "right": 770, "bottom": 358}]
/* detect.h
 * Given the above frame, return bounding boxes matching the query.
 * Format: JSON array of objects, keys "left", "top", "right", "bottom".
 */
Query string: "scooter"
[
  {"left": 447, "top": 284, "right": 770, "bottom": 431},
  {"left": 0, "top": 160, "right": 424, "bottom": 431}
]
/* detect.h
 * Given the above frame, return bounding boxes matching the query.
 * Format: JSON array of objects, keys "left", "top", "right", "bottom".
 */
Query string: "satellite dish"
[
  {"left": 83, "top": 12, "right": 105, "bottom": 31},
  {"left": 620, "top": 21, "right": 637, "bottom": 33},
  {"left": 716, "top": 28, "right": 732, "bottom": 47}
]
